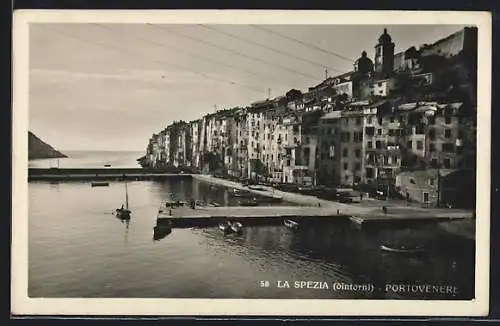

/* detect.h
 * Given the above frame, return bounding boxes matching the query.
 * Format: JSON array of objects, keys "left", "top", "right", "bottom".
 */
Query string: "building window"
[
  {"left": 429, "top": 178, "right": 436, "bottom": 186},
  {"left": 343, "top": 148, "right": 348, "bottom": 157},
  {"left": 388, "top": 129, "right": 395, "bottom": 136},
  {"left": 445, "top": 129, "right": 451, "bottom": 138},
  {"left": 343, "top": 162, "right": 348, "bottom": 170},
  {"left": 431, "top": 158, "right": 438, "bottom": 168},
  {"left": 430, "top": 143, "right": 436, "bottom": 152},
  {"left": 355, "top": 162, "right": 361, "bottom": 171},
  {"left": 367, "top": 116, "right": 373, "bottom": 124},
  {"left": 429, "top": 129, "right": 436, "bottom": 140},
  {"left": 442, "top": 143, "right": 454, "bottom": 152},
  {"left": 366, "top": 167, "right": 374, "bottom": 178},
  {"left": 376, "top": 141, "right": 382, "bottom": 149},
  {"left": 368, "top": 141, "right": 373, "bottom": 148},
  {"left": 377, "top": 117, "right": 383, "bottom": 125},
  {"left": 365, "top": 126, "right": 375, "bottom": 136},
  {"left": 355, "top": 149, "right": 361, "bottom": 158},
  {"left": 354, "top": 132, "right": 363, "bottom": 142},
  {"left": 444, "top": 158, "right": 451, "bottom": 168},
  {"left": 377, "top": 128, "right": 382, "bottom": 135},
  {"left": 445, "top": 116, "right": 452, "bottom": 124},
  {"left": 416, "top": 141, "right": 423, "bottom": 150},
  {"left": 407, "top": 140, "right": 412, "bottom": 149}
]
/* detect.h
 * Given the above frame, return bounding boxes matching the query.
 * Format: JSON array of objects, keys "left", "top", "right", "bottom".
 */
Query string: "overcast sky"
[{"left": 29, "top": 23, "right": 465, "bottom": 151}]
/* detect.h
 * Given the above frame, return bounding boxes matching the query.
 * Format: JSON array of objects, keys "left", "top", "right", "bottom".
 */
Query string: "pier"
[
  {"left": 28, "top": 168, "right": 192, "bottom": 181},
  {"left": 157, "top": 204, "right": 473, "bottom": 228}
]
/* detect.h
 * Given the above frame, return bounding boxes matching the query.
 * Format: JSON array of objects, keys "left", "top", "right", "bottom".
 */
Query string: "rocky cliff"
[{"left": 28, "top": 131, "right": 67, "bottom": 160}]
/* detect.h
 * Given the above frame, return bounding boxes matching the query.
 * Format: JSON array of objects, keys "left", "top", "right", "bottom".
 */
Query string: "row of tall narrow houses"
[{"left": 143, "top": 27, "right": 477, "bottom": 208}]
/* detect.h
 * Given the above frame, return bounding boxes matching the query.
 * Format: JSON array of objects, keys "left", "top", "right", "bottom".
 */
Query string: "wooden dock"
[{"left": 157, "top": 205, "right": 473, "bottom": 228}]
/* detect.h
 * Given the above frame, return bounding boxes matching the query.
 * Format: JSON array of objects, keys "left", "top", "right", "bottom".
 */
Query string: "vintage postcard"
[{"left": 12, "top": 10, "right": 491, "bottom": 316}]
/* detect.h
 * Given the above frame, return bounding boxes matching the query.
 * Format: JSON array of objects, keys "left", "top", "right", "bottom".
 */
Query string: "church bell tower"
[{"left": 374, "top": 28, "right": 395, "bottom": 78}]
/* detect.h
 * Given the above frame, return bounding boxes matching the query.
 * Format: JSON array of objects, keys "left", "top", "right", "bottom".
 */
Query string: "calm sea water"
[
  {"left": 28, "top": 150, "right": 144, "bottom": 168},
  {"left": 28, "top": 152, "right": 475, "bottom": 299}
]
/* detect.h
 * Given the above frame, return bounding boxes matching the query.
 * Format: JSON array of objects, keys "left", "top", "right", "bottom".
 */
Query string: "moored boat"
[
  {"left": 114, "top": 182, "right": 131, "bottom": 219},
  {"left": 248, "top": 185, "right": 266, "bottom": 191},
  {"left": 230, "top": 221, "right": 243, "bottom": 233},
  {"left": 284, "top": 219, "right": 299, "bottom": 230},
  {"left": 219, "top": 221, "right": 232, "bottom": 233},
  {"left": 380, "top": 244, "right": 426, "bottom": 254},
  {"left": 91, "top": 181, "right": 109, "bottom": 187}
]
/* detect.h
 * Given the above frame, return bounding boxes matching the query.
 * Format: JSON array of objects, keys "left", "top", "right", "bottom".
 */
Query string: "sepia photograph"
[{"left": 12, "top": 10, "right": 491, "bottom": 316}]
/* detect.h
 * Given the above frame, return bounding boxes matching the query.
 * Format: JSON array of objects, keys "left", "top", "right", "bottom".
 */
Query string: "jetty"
[
  {"left": 157, "top": 204, "right": 473, "bottom": 228},
  {"left": 28, "top": 168, "right": 192, "bottom": 181}
]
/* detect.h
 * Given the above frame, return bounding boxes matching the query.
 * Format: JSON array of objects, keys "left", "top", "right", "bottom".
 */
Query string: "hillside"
[{"left": 28, "top": 131, "right": 67, "bottom": 160}]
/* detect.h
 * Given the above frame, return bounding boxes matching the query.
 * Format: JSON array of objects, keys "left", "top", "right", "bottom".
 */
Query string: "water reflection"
[
  {"left": 29, "top": 179, "right": 475, "bottom": 299},
  {"left": 153, "top": 218, "right": 172, "bottom": 241}
]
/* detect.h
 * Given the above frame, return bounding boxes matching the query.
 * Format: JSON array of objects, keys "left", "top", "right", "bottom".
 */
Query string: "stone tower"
[{"left": 374, "top": 28, "right": 395, "bottom": 78}]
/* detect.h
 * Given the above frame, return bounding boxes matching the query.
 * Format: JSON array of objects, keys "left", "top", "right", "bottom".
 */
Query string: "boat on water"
[
  {"left": 380, "top": 244, "right": 426, "bottom": 254},
  {"left": 218, "top": 221, "right": 232, "bottom": 233},
  {"left": 230, "top": 221, "right": 243, "bottom": 233},
  {"left": 248, "top": 185, "right": 266, "bottom": 191},
  {"left": 104, "top": 164, "right": 112, "bottom": 167},
  {"left": 114, "top": 182, "right": 131, "bottom": 219},
  {"left": 91, "top": 182, "right": 109, "bottom": 187},
  {"left": 284, "top": 219, "right": 299, "bottom": 230},
  {"left": 219, "top": 220, "right": 244, "bottom": 234}
]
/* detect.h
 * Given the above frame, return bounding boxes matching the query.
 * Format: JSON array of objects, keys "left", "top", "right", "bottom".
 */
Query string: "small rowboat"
[
  {"left": 380, "top": 244, "right": 426, "bottom": 254},
  {"left": 230, "top": 221, "right": 243, "bottom": 234},
  {"left": 284, "top": 219, "right": 299, "bottom": 230},
  {"left": 219, "top": 221, "right": 231, "bottom": 233}
]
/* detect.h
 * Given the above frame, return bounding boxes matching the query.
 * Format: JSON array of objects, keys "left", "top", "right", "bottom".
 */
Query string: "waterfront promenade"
[{"left": 192, "top": 175, "right": 473, "bottom": 216}]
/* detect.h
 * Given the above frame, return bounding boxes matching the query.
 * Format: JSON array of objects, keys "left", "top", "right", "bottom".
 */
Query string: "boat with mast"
[{"left": 115, "top": 182, "right": 131, "bottom": 219}]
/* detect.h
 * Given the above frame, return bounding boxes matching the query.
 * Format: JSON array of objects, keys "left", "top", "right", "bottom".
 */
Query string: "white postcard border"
[{"left": 12, "top": 10, "right": 492, "bottom": 316}]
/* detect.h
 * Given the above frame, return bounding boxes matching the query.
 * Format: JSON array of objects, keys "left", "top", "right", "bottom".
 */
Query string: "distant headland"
[{"left": 28, "top": 131, "right": 67, "bottom": 160}]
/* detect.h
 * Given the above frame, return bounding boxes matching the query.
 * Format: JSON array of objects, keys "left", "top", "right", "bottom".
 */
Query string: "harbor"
[
  {"left": 28, "top": 177, "right": 476, "bottom": 299},
  {"left": 28, "top": 167, "right": 474, "bottom": 230},
  {"left": 24, "top": 21, "right": 480, "bottom": 304}
]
